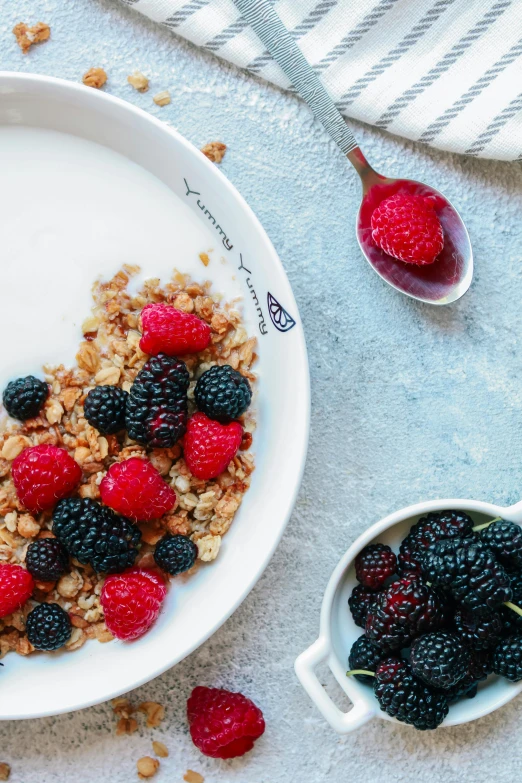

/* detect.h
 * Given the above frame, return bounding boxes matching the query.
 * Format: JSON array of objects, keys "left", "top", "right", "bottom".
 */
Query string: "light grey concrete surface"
[{"left": 2, "top": 1, "right": 522, "bottom": 781}]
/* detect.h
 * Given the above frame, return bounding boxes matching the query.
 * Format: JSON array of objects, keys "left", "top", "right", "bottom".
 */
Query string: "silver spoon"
[{"left": 232, "top": 0, "right": 473, "bottom": 305}]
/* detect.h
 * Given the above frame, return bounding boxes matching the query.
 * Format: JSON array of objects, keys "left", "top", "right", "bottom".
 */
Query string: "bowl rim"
[
  {"left": 297, "top": 496, "right": 522, "bottom": 731},
  {"left": 0, "top": 71, "right": 311, "bottom": 719}
]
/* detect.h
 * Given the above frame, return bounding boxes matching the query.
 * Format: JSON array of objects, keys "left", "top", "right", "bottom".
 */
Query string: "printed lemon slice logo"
[{"left": 267, "top": 292, "right": 296, "bottom": 333}]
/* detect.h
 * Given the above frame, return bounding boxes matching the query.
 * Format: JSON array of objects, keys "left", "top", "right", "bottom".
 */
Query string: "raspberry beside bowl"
[{"left": 295, "top": 497, "right": 522, "bottom": 733}]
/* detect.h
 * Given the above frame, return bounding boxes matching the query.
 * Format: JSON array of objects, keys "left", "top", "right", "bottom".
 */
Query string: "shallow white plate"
[{"left": 0, "top": 72, "right": 310, "bottom": 719}]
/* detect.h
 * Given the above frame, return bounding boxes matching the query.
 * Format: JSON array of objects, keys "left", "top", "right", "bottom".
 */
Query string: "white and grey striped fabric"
[{"left": 120, "top": 0, "right": 522, "bottom": 161}]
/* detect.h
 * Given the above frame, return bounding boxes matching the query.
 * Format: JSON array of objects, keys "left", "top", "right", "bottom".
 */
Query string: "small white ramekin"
[{"left": 295, "top": 497, "right": 522, "bottom": 733}]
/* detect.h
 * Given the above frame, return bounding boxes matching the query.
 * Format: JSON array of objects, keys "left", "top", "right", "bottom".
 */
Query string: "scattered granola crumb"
[
  {"left": 112, "top": 697, "right": 135, "bottom": 718},
  {"left": 116, "top": 716, "right": 138, "bottom": 735},
  {"left": 201, "top": 142, "right": 227, "bottom": 164},
  {"left": 128, "top": 71, "right": 149, "bottom": 92},
  {"left": 12, "top": 22, "right": 50, "bottom": 54},
  {"left": 0, "top": 763, "right": 9, "bottom": 781},
  {"left": 137, "top": 757, "right": 159, "bottom": 779},
  {"left": 151, "top": 741, "right": 168, "bottom": 758},
  {"left": 153, "top": 90, "right": 171, "bottom": 106},
  {"left": 83, "top": 68, "right": 108, "bottom": 89},
  {"left": 184, "top": 771, "right": 204, "bottom": 783},
  {"left": 199, "top": 252, "right": 210, "bottom": 268},
  {"left": 139, "top": 701, "right": 165, "bottom": 728}
]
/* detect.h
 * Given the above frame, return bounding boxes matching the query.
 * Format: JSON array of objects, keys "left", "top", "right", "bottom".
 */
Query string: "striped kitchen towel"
[{"left": 120, "top": 0, "right": 522, "bottom": 161}]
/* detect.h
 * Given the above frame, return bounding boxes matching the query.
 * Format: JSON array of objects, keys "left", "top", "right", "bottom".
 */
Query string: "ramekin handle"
[
  {"left": 503, "top": 500, "right": 522, "bottom": 524},
  {"left": 295, "top": 638, "right": 375, "bottom": 734}
]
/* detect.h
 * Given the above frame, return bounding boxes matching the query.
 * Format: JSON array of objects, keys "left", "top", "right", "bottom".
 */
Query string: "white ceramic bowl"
[
  {"left": 295, "top": 498, "right": 522, "bottom": 732},
  {"left": 0, "top": 72, "right": 310, "bottom": 719}
]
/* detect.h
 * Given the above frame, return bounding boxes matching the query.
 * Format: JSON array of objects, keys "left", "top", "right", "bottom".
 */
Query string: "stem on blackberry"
[
  {"left": 472, "top": 517, "right": 502, "bottom": 532},
  {"left": 346, "top": 669, "right": 375, "bottom": 678},
  {"left": 504, "top": 601, "right": 522, "bottom": 617}
]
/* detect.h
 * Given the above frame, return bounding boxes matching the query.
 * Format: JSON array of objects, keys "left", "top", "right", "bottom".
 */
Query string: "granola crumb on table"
[
  {"left": 12, "top": 22, "right": 50, "bottom": 54},
  {"left": 0, "top": 266, "right": 256, "bottom": 657},
  {"left": 184, "top": 771, "right": 204, "bottom": 783},
  {"left": 153, "top": 90, "right": 171, "bottom": 106},
  {"left": 127, "top": 71, "right": 149, "bottom": 92},
  {"left": 0, "top": 762, "right": 10, "bottom": 781},
  {"left": 139, "top": 701, "right": 165, "bottom": 728},
  {"left": 136, "top": 756, "right": 159, "bottom": 779},
  {"left": 151, "top": 741, "right": 168, "bottom": 758},
  {"left": 82, "top": 68, "right": 108, "bottom": 89},
  {"left": 201, "top": 142, "right": 227, "bottom": 164}
]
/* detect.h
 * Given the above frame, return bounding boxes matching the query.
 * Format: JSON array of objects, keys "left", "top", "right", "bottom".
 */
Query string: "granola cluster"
[
  {"left": 0, "top": 266, "right": 256, "bottom": 657},
  {"left": 12, "top": 21, "right": 50, "bottom": 54}
]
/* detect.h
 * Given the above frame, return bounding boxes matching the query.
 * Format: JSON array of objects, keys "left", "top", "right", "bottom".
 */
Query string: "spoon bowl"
[
  {"left": 233, "top": 0, "right": 474, "bottom": 305},
  {"left": 356, "top": 165, "right": 473, "bottom": 305}
]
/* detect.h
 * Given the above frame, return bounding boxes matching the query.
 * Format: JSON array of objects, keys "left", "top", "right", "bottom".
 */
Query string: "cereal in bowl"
[{"left": 0, "top": 266, "right": 256, "bottom": 655}]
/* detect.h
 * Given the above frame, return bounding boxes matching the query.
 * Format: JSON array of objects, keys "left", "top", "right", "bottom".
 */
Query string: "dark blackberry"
[
  {"left": 422, "top": 538, "right": 511, "bottom": 615},
  {"left": 410, "top": 631, "right": 470, "bottom": 689},
  {"left": 493, "top": 635, "right": 522, "bottom": 681},
  {"left": 348, "top": 584, "right": 380, "bottom": 628},
  {"left": 355, "top": 544, "right": 396, "bottom": 589},
  {"left": 398, "top": 510, "right": 474, "bottom": 576},
  {"left": 365, "top": 576, "right": 446, "bottom": 651},
  {"left": 500, "top": 572, "right": 522, "bottom": 635},
  {"left": 443, "top": 649, "right": 493, "bottom": 702},
  {"left": 194, "top": 365, "right": 252, "bottom": 423},
  {"left": 53, "top": 498, "right": 141, "bottom": 573},
  {"left": 479, "top": 519, "right": 522, "bottom": 569},
  {"left": 126, "top": 354, "right": 189, "bottom": 448},
  {"left": 450, "top": 543, "right": 511, "bottom": 615},
  {"left": 84, "top": 385, "right": 128, "bottom": 435},
  {"left": 26, "top": 539, "right": 69, "bottom": 582},
  {"left": 373, "top": 658, "right": 449, "bottom": 730},
  {"left": 154, "top": 534, "right": 198, "bottom": 576},
  {"left": 454, "top": 607, "right": 503, "bottom": 650},
  {"left": 26, "top": 603, "right": 71, "bottom": 651},
  {"left": 3, "top": 376, "right": 48, "bottom": 421},
  {"left": 421, "top": 537, "right": 471, "bottom": 586},
  {"left": 348, "top": 636, "right": 385, "bottom": 683}
]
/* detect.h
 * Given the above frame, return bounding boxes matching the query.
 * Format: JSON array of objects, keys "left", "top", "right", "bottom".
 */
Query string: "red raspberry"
[
  {"left": 101, "top": 568, "right": 167, "bottom": 641},
  {"left": 12, "top": 444, "right": 82, "bottom": 513},
  {"left": 140, "top": 303, "right": 211, "bottom": 356},
  {"left": 100, "top": 457, "right": 176, "bottom": 522},
  {"left": 371, "top": 192, "right": 444, "bottom": 265},
  {"left": 184, "top": 413, "right": 243, "bottom": 480},
  {"left": 187, "top": 686, "right": 265, "bottom": 759},
  {"left": 0, "top": 564, "right": 34, "bottom": 618}
]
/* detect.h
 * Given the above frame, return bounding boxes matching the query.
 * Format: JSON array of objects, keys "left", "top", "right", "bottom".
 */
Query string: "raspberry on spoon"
[{"left": 371, "top": 192, "right": 444, "bottom": 265}]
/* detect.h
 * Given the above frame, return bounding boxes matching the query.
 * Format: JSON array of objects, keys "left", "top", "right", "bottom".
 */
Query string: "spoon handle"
[{"left": 232, "top": 0, "right": 359, "bottom": 156}]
